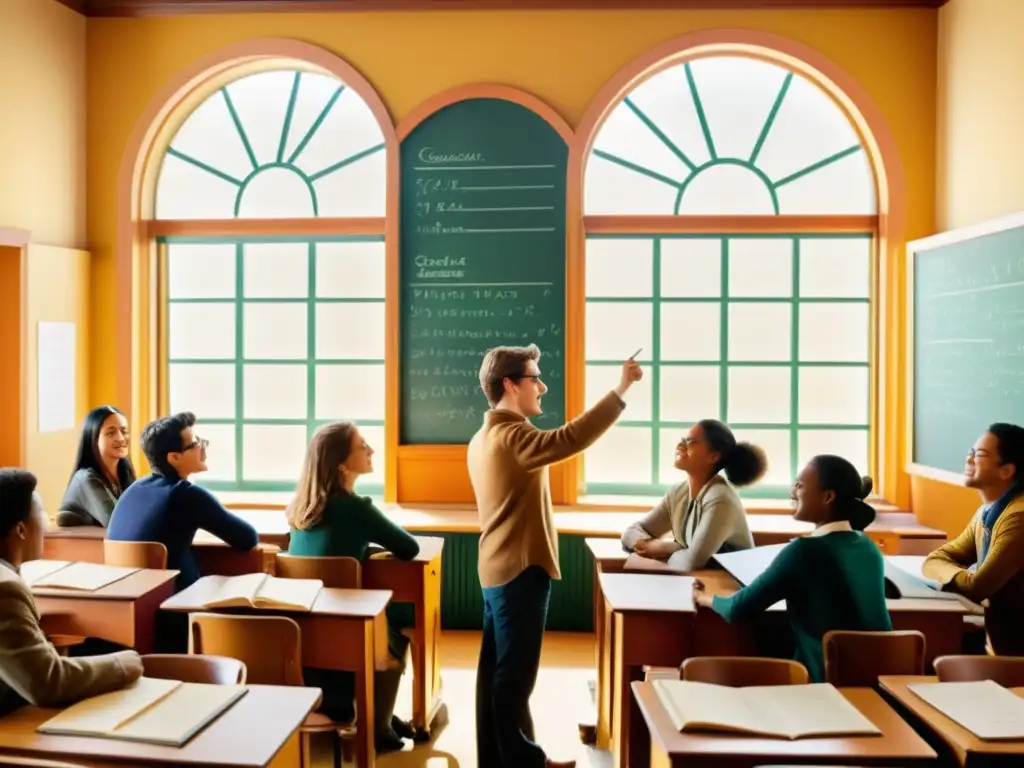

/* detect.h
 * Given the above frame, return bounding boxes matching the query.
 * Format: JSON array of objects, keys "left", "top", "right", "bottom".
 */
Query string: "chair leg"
[
  {"left": 301, "top": 731, "right": 311, "bottom": 768},
  {"left": 333, "top": 732, "right": 341, "bottom": 768}
]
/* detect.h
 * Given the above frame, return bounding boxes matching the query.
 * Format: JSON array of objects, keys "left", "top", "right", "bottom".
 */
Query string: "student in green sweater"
[
  {"left": 692, "top": 454, "right": 891, "bottom": 682},
  {"left": 286, "top": 422, "right": 420, "bottom": 753}
]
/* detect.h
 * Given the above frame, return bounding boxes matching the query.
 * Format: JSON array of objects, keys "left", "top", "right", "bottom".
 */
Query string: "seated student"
[
  {"left": 107, "top": 412, "right": 258, "bottom": 591},
  {"left": 692, "top": 455, "right": 891, "bottom": 682},
  {"left": 57, "top": 405, "right": 137, "bottom": 528},
  {"left": 621, "top": 420, "right": 765, "bottom": 570},
  {"left": 287, "top": 422, "right": 420, "bottom": 753},
  {"left": 0, "top": 468, "right": 143, "bottom": 717},
  {"left": 923, "top": 423, "right": 1024, "bottom": 655}
]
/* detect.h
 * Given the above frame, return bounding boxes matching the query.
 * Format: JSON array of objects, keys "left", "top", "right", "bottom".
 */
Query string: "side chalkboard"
[
  {"left": 912, "top": 219, "right": 1024, "bottom": 475},
  {"left": 399, "top": 98, "right": 568, "bottom": 444}
]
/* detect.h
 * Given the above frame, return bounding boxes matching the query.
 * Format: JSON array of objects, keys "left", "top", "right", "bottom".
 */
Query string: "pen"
[{"left": 629, "top": 347, "right": 643, "bottom": 361}]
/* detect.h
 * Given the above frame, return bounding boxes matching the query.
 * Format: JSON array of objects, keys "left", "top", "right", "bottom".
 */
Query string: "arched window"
[
  {"left": 158, "top": 69, "right": 387, "bottom": 493},
  {"left": 583, "top": 55, "right": 874, "bottom": 496}
]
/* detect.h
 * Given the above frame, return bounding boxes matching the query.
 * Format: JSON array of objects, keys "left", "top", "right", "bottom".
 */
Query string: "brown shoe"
[{"left": 545, "top": 760, "right": 576, "bottom": 768}]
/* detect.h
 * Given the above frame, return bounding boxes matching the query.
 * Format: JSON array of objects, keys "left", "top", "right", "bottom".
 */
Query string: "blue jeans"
[{"left": 477, "top": 566, "right": 551, "bottom": 768}]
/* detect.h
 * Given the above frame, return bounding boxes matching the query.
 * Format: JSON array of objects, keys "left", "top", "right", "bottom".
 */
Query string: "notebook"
[
  {"left": 24, "top": 561, "right": 140, "bottom": 591},
  {"left": 200, "top": 573, "right": 323, "bottom": 612},
  {"left": 908, "top": 680, "right": 1024, "bottom": 740},
  {"left": 37, "top": 677, "right": 248, "bottom": 746},
  {"left": 653, "top": 680, "right": 882, "bottom": 739}
]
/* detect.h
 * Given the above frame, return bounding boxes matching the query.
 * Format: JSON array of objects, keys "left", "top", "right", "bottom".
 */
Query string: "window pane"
[
  {"left": 236, "top": 169, "right": 317, "bottom": 219},
  {"left": 627, "top": 64, "right": 711, "bottom": 167},
  {"left": 732, "top": 428, "right": 791, "bottom": 487},
  {"left": 243, "top": 243, "right": 308, "bottom": 298},
  {"left": 590, "top": 101, "right": 691, "bottom": 185},
  {"left": 660, "top": 304, "right": 720, "bottom": 361},
  {"left": 728, "top": 239, "right": 792, "bottom": 298},
  {"left": 168, "top": 91, "right": 254, "bottom": 182},
  {"left": 798, "top": 304, "right": 869, "bottom": 362},
  {"left": 798, "top": 366, "right": 869, "bottom": 425},
  {"left": 243, "top": 364, "right": 306, "bottom": 419},
  {"left": 316, "top": 241, "right": 385, "bottom": 298},
  {"left": 585, "top": 302, "right": 652, "bottom": 361},
  {"left": 222, "top": 70, "right": 296, "bottom": 167},
  {"left": 586, "top": 239, "right": 653, "bottom": 298},
  {"left": 315, "top": 364, "right": 385, "bottom": 421},
  {"left": 243, "top": 304, "right": 307, "bottom": 360},
  {"left": 313, "top": 150, "right": 387, "bottom": 218},
  {"left": 315, "top": 302, "right": 385, "bottom": 360},
  {"left": 728, "top": 366, "right": 790, "bottom": 424},
  {"left": 586, "top": 364, "right": 651, "bottom": 421},
  {"left": 155, "top": 154, "right": 239, "bottom": 220},
  {"left": 195, "top": 423, "right": 236, "bottom": 482},
  {"left": 168, "top": 243, "right": 235, "bottom": 299},
  {"left": 242, "top": 424, "right": 307, "bottom": 482},
  {"left": 358, "top": 424, "right": 385, "bottom": 488},
  {"left": 775, "top": 150, "right": 876, "bottom": 215},
  {"left": 584, "top": 155, "right": 678, "bottom": 215},
  {"left": 660, "top": 366, "right": 720, "bottom": 423},
  {"left": 169, "top": 303, "right": 235, "bottom": 360},
  {"left": 677, "top": 164, "right": 777, "bottom": 216},
  {"left": 169, "top": 364, "right": 235, "bottom": 419},
  {"left": 800, "top": 238, "right": 871, "bottom": 298},
  {"left": 660, "top": 239, "right": 721, "bottom": 298},
  {"left": 583, "top": 426, "right": 651, "bottom": 485},
  {"left": 797, "top": 429, "right": 869, "bottom": 478},
  {"left": 728, "top": 304, "right": 791, "bottom": 361},
  {"left": 290, "top": 87, "right": 385, "bottom": 180}
]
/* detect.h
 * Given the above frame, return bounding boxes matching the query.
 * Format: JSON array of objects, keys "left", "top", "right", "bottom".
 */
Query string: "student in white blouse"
[{"left": 621, "top": 419, "right": 767, "bottom": 570}]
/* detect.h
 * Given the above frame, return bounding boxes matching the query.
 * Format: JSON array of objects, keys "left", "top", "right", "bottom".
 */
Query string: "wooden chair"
[
  {"left": 681, "top": 657, "right": 809, "bottom": 686},
  {"left": 934, "top": 654, "right": 1024, "bottom": 686},
  {"left": 274, "top": 554, "right": 361, "bottom": 588},
  {"left": 189, "top": 613, "right": 342, "bottom": 768},
  {"left": 142, "top": 653, "right": 246, "bottom": 684},
  {"left": 103, "top": 539, "right": 168, "bottom": 569},
  {"left": 823, "top": 630, "right": 926, "bottom": 687}
]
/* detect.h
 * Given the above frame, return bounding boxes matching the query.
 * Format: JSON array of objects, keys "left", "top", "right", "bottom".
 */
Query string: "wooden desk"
[
  {"left": 0, "top": 685, "right": 319, "bottom": 767},
  {"left": 363, "top": 536, "right": 444, "bottom": 737},
  {"left": 31, "top": 567, "right": 179, "bottom": 653},
  {"left": 879, "top": 675, "right": 1024, "bottom": 765},
  {"left": 161, "top": 579, "right": 392, "bottom": 768},
  {"left": 632, "top": 682, "right": 936, "bottom": 767}
]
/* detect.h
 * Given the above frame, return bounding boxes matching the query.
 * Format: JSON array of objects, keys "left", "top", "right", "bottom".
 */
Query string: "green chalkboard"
[
  {"left": 399, "top": 98, "right": 568, "bottom": 444},
  {"left": 913, "top": 222, "right": 1024, "bottom": 474}
]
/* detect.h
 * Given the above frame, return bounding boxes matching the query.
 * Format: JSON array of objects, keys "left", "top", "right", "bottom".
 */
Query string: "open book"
[
  {"left": 653, "top": 680, "right": 882, "bottom": 739},
  {"left": 200, "top": 573, "right": 323, "bottom": 612},
  {"left": 37, "top": 677, "right": 247, "bottom": 746},
  {"left": 908, "top": 680, "right": 1024, "bottom": 740},
  {"left": 21, "top": 561, "right": 140, "bottom": 591}
]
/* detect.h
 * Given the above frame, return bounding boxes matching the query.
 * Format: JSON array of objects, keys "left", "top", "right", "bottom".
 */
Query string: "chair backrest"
[
  {"left": 104, "top": 539, "right": 168, "bottom": 569},
  {"left": 934, "top": 654, "right": 1024, "bottom": 686},
  {"left": 275, "top": 553, "right": 361, "bottom": 588},
  {"left": 189, "top": 613, "right": 303, "bottom": 686},
  {"left": 681, "top": 657, "right": 809, "bottom": 686},
  {"left": 823, "top": 630, "right": 926, "bottom": 686},
  {"left": 142, "top": 653, "right": 247, "bottom": 684}
]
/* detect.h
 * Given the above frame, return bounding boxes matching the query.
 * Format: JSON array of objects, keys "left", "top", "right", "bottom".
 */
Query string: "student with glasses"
[
  {"left": 621, "top": 420, "right": 767, "bottom": 570},
  {"left": 107, "top": 411, "right": 258, "bottom": 592}
]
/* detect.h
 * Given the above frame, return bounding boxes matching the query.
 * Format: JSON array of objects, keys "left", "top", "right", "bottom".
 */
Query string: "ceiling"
[{"left": 58, "top": 0, "right": 949, "bottom": 17}]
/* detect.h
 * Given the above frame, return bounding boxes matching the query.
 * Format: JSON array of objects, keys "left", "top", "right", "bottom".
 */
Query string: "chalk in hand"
[{"left": 629, "top": 348, "right": 643, "bottom": 361}]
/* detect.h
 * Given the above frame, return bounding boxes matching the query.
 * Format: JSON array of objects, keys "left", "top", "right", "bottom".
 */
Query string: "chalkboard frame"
[
  {"left": 392, "top": 84, "right": 577, "bottom": 504},
  {"left": 905, "top": 210, "right": 1024, "bottom": 485}
]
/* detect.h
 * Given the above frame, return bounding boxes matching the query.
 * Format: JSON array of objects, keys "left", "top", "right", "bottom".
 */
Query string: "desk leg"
[
  {"left": 355, "top": 619, "right": 377, "bottom": 768},
  {"left": 598, "top": 593, "right": 614, "bottom": 749},
  {"left": 411, "top": 559, "right": 442, "bottom": 737}
]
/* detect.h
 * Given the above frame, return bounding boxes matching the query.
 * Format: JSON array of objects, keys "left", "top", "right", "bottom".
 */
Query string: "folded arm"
[
  {"left": 935, "top": 509, "right": 1024, "bottom": 602},
  {"left": 362, "top": 501, "right": 421, "bottom": 561},
  {"left": 922, "top": 518, "right": 978, "bottom": 586},
  {"left": 621, "top": 491, "right": 675, "bottom": 550}
]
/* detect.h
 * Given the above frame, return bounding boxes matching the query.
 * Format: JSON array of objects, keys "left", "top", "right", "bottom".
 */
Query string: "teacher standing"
[{"left": 468, "top": 343, "right": 642, "bottom": 768}]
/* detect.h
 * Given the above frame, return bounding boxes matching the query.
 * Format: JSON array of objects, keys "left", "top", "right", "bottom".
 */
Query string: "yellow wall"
[
  {"left": 0, "top": 0, "right": 86, "bottom": 247},
  {"left": 910, "top": 0, "right": 1024, "bottom": 534},
  {"left": 85, "top": 8, "right": 937, "bottom": 505}
]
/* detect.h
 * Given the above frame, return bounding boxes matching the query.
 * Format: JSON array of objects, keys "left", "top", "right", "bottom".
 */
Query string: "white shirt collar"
[
  {"left": 0, "top": 558, "right": 17, "bottom": 574},
  {"left": 811, "top": 520, "right": 853, "bottom": 537}
]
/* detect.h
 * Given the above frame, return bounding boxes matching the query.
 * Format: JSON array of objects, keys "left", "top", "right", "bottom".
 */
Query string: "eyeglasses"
[
  {"left": 182, "top": 437, "right": 209, "bottom": 452},
  {"left": 679, "top": 437, "right": 704, "bottom": 447},
  {"left": 510, "top": 374, "right": 541, "bottom": 382}
]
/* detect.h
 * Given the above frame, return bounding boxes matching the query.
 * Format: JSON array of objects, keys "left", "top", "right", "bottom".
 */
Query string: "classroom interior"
[{"left": 2, "top": 0, "right": 1024, "bottom": 766}]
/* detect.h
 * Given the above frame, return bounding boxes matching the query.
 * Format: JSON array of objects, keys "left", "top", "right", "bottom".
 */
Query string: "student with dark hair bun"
[
  {"left": 621, "top": 419, "right": 767, "bottom": 570},
  {"left": 692, "top": 454, "right": 891, "bottom": 682}
]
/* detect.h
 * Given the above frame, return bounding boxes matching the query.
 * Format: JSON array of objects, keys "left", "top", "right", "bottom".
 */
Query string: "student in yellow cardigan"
[{"left": 923, "top": 423, "right": 1024, "bottom": 655}]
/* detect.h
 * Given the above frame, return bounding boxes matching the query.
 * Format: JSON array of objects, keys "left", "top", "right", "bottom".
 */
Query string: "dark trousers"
[{"left": 476, "top": 566, "right": 551, "bottom": 768}]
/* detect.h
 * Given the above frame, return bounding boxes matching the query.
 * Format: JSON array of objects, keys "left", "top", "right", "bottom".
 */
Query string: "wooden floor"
[{"left": 311, "top": 630, "right": 610, "bottom": 767}]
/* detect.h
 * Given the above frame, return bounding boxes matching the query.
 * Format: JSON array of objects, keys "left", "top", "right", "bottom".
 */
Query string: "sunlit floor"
[{"left": 311, "top": 630, "right": 611, "bottom": 768}]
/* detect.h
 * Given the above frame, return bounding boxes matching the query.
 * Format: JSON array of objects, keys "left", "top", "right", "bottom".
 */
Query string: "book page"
[
  {"left": 31, "top": 563, "right": 139, "bottom": 591},
  {"left": 254, "top": 576, "right": 323, "bottom": 611},
  {"left": 20, "top": 560, "right": 72, "bottom": 586},
  {"left": 38, "top": 678, "right": 180, "bottom": 736},
  {"left": 202, "top": 573, "right": 268, "bottom": 608},
  {"left": 653, "top": 680, "right": 765, "bottom": 735},
  {"left": 909, "top": 680, "right": 1024, "bottom": 740},
  {"left": 115, "top": 683, "right": 248, "bottom": 746},
  {"left": 750, "top": 683, "right": 881, "bottom": 738}
]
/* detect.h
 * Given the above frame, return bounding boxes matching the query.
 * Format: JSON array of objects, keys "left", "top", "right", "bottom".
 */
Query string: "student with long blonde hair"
[{"left": 286, "top": 422, "right": 420, "bottom": 752}]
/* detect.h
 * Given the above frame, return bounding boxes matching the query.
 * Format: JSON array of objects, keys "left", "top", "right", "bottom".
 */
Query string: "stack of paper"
[{"left": 908, "top": 680, "right": 1024, "bottom": 740}]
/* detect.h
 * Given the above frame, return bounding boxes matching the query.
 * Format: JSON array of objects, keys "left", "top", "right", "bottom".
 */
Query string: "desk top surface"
[
  {"left": 160, "top": 576, "right": 392, "bottom": 618},
  {"left": 30, "top": 567, "right": 179, "bottom": 601},
  {"left": 879, "top": 676, "right": 1024, "bottom": 756},
  {"left": 0, "top": 684, "right": 319, "bottom": 767},
  {"left": 633, "top": 682, "right": 936, "bottom": 761}
]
